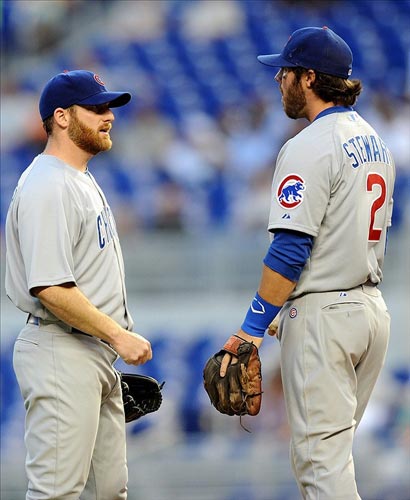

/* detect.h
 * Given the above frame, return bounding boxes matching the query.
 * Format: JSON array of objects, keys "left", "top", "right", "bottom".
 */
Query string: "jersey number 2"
[{"left": 367, "top": 173, "right": 386, "bottom": 242}]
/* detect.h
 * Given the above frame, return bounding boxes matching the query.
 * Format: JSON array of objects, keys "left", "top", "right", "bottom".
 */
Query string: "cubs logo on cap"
[
  {"left": 94, "top": 74, "right": 105, "bottom": 86},
  {"left": 277, "top": 174, "right": 306, "bottom": 209}
]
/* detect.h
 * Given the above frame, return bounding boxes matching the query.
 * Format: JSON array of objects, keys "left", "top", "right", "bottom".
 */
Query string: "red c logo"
[
  {"left": 94, "top": 74, "right": 105, "bottom": 86},
  {"left": 276, "top": 174, "right": 306, "bottom": 209}
]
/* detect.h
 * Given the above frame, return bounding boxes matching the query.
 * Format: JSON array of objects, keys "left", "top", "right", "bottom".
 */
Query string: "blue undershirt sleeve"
[{"left": 263, "top": 229, "right": 314, "bottom": 282}]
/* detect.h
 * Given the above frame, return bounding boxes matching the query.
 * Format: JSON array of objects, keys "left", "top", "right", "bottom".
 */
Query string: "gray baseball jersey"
[
  {"left": 5, "top": 154, "right": 133, "bottom": 330},
  {"left": 268, "top": 109, "right": 395, "bottom": 296}
]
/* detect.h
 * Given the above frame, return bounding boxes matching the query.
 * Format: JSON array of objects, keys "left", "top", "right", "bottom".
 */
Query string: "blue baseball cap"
[
  {"left": 257, "top": 26, "right": 353, "bottom": 79},
  {"left": 39, "top": 70, "right": 132, "bottom": 121}
]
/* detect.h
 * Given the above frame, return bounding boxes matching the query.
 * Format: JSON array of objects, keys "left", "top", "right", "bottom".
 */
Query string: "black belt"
[
  {"left": 27, "top": 314, "right": 93, "bottom": 337},
  {"left": 26, "top": 314, "right": 113, "bottom": 347},
  {"left": 27, "top": 314, "right": 112, "bottom": 347}
]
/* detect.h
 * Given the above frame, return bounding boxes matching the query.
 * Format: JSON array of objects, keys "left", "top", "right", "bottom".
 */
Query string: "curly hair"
[{"left": 292, "top": 67, "right": 362, "bottom": 106}]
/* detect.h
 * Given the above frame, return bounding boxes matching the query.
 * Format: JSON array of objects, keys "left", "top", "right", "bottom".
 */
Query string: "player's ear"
[
  {"left": 53, "top": 107, "right": 70, "bottom": 128},
  {"left": 305, "top": 69, "right": 316, "bottom": 88}
]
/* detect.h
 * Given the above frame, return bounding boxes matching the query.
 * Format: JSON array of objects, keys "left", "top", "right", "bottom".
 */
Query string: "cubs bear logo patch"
[{"left": 276, "top": 174, "right": 306, "bottom": 209}]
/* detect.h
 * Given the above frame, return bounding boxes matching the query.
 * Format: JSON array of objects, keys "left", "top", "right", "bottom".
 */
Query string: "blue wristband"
[{"left": 241, "top": 292, "right": 282, "bottom": 338}]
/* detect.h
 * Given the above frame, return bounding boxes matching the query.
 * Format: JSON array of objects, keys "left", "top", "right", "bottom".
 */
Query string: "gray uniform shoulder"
[
  {"left": 277, "top": 113, "right": 344, "bottom": 176},
  {"left": 285, "top": 112, "right": 347, "bottom": 148},
  {"left": 16, "top": 156, "right": 90, "bottom": 216},
  {"left": 19, "top": 155, "right": 82, "bottom": 193}
]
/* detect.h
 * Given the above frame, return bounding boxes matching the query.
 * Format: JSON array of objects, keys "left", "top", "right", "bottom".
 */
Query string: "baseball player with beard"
[
  {"left": 5, "top": 70, "right": 152, "bottom": 499},
  {"left": 219, "top": 27, "right": 395, "bottom": 499}
]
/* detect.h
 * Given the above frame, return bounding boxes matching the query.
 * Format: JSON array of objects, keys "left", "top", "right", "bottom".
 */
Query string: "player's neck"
[
  {"left": 306, "top": 100, "right": 336, "bottom": 123},
  {"left": 300, "top": 77, "right": 332, "bottom": 122},
  {"left": 43, "top": 138, "right": 92, "bottom": 172}
]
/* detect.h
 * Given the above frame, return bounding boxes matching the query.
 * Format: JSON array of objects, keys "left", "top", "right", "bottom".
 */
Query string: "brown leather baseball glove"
[{"left": 203, "top": 335, "right": 262, "bottom": 416}]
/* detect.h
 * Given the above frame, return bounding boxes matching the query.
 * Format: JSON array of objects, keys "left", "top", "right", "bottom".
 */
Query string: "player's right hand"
[
  {"left": 112, "top": 330, "right": 152, "bottom": 365},
  {"left": 267, "top": 315, "right": 280, "bottom": 337}
]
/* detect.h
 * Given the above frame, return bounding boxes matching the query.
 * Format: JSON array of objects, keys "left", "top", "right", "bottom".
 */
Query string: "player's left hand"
[
  {"left": 120, "top": 373, "right": 164, "bottom": 423},
  {"left": 203, "top": 332, "right": 263, "bottom": 417},
  {"left": 219, "top": 330, "right": 263, "bottom": 377}
]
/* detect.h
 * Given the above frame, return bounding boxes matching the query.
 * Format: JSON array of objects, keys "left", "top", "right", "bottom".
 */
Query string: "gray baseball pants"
[
  {"left": 279, "top": 283, "right": 390, "bottom": 500},
  {"left": 13, "top": 320, "right": 128, "bottom": 500}
]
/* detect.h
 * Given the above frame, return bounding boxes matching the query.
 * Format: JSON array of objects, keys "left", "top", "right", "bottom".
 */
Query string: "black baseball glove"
[
  {"left": 120, "top": 373, "right": 165, "bottom": 423},
  {"left": 203, "top": 335, "right": 262, "bottom": 417}
]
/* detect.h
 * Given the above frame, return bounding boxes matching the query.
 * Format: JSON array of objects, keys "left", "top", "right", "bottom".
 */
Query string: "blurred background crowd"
[{"left": 1, "top": 1, "right": 410, "bottom": 499}]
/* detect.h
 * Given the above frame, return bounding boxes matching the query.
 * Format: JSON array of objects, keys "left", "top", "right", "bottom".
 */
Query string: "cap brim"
[
  {"left": 257, "top": 54, "right": 298, "bottom": 68},
  {"left": 79, "top": 91, "right": 132, "bottom": 108}
]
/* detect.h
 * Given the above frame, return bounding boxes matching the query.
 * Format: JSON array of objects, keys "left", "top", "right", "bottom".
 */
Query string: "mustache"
[{"left": 99, "top": 124, "right": 112, "bottom": 133}]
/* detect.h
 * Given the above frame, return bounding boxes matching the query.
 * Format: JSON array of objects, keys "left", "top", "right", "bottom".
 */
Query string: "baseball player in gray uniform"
[
  {"left": 5, "top": 70, "right": 152, "bottom": 499},
  {"left": 219, "top": 27, "right": 395, "bottom": 499}
]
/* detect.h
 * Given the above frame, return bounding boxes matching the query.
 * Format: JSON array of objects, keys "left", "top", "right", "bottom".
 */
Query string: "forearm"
[
  {"left": 238, "top": 265, "right": 296, "bottom": 347},
  {"left": 238, "top": 230, "right": 312, "bottom": 345},
  {"left": 258, "top": 264, "right": 297, "bottom": 305},
  {"left": 32, "top": 283, "right": 124, "bottom": 345}
]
